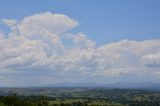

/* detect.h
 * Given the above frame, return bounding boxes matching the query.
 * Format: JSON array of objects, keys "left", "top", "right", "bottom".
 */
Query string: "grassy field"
[
  {"left": 0, "top": 88, "right": 160, "bottom": 106},
  {"left": 49, "top": 98, "right": 125, "bottom": 106}
]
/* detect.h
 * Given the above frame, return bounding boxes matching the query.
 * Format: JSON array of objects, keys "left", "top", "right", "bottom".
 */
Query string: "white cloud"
[
  {"left": 73, "top": 33, "right": 96, "bottom": 48},
  {"left": 17, "top": 12, "right": 78, "bottom": 36},
  {"left": 0, "top": 31, "right": 4, "bottom": 40},
  {"left": 73, "top": 33, "right": 87, "bottom": 44},
  {"left": 0, "top": 12, "right": 160, "bottom": 86},
  {"left": 0, "top": 36, "right": 50, "bottom": 70},
  {"left": 142, "top": 52, "right": 160, "bottom": 67},
  {"left": 2, "top": 19, "right": 18, "bottom": 27}
]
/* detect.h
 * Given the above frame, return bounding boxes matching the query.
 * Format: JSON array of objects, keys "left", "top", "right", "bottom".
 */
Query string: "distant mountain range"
[
  {"left": 1, "top": 82, "right": 159, "bottom": 90},
  {"left": 45, "top": 82, "right": 160, "bottom": 90},
  {"left": 0, "top": 82, "right": 160, "bottom": 96}
]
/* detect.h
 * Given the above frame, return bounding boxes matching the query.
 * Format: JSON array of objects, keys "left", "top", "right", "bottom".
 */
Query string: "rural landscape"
[
  {"left": 0, "top": 0, "right": 160, "bottom": 106},
  {"left": 0, "top": 87, "right": 160, "bottom": 106}
]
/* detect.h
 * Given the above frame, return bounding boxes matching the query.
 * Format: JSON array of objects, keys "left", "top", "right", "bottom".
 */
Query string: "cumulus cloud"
[
  {"left": 0, "top": 12, "right": 160, "bottom": 86},
  {"left": 73, "top": 33, "right": 96, "bottom": 48},
  {"left": 142, "top": 52, "right": 160, "bottom": 67},
  {"left": 2, "top": 19, "right": 17, "bottom": 27},
  {"left": 0, "top": 31, "right": 4, "bottom": 40},
  {"left": 17, "top": 12, "right": 78, "bottom": 36}
]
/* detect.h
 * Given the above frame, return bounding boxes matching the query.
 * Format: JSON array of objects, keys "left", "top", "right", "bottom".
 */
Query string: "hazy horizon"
[{"left": 0, "top": 0, "right": 160, "bottom": 87}]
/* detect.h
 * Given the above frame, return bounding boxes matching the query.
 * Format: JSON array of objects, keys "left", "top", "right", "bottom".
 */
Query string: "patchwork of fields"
[{"left": 0, "top": 88, "right": 160, "bottom": 106}]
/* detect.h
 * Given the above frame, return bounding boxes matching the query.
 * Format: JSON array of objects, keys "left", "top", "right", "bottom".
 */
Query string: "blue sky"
[
  {"left": 0, "top": 0, "right": 160, "bottom": 45},
  {"left": 0, "top": 0, "right": 160, "bottom": 86}
]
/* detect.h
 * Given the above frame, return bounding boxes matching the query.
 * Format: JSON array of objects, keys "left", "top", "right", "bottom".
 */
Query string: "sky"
[{"left": 0, "top": 0, "right": 160, "bottom": 86}]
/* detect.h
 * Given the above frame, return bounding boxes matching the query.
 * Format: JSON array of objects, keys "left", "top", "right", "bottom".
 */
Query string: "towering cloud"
[{"left": 0, "top": 12, "right": 160, "bottom": 86}]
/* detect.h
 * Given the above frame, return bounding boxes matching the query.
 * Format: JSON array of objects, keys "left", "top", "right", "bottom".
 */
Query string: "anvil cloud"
[{"left": 0, "top": 12, "right": 160, "bottom": 86}]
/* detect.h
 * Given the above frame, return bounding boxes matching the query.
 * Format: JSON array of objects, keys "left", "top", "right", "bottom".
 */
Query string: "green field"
[{"left": 0, "top": 88, "right": 160, "bottom": 106}]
